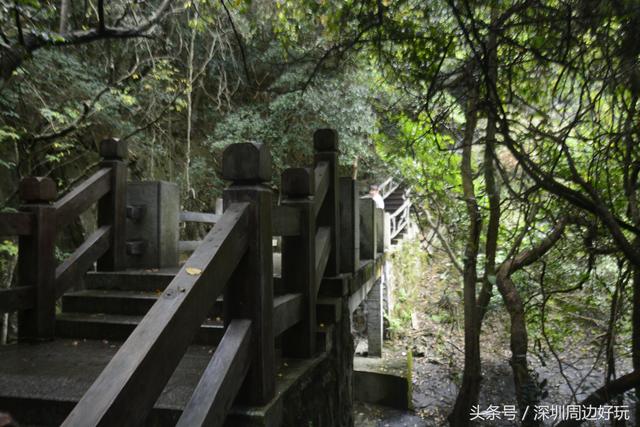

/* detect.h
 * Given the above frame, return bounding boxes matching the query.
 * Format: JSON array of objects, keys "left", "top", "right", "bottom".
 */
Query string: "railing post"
[
  {"left": 18, "top": 177, "right": 57, "bottom": 340},
  {"left": 314, "top": 129, "right": 340, "bottom": 276},
  {"left": 360, "top": 198, "right": 376, "bottom": 260},
  {"left": 281, "top": 167, "right": 316, "bottom": 357},
  {"left": 339, "top": 177, "right": 359, "bottom": 274},
  {"left": 97, "top": 138, "right": 127, "bottom": 271},
  {"left": 222, "top": 142, "right": 275, "bottom": 405}
]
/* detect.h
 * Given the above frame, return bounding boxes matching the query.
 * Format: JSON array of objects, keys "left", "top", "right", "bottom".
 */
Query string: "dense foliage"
[{"left": 1, "top": 0, "right": 639, "bottom": 425}]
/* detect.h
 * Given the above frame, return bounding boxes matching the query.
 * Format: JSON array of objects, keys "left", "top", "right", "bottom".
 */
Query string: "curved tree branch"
[{"left": 1, "top": 0, "right": 174, "bottom": 81}]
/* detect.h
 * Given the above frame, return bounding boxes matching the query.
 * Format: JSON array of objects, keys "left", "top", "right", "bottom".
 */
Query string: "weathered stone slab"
[
  {"left": 125, "top": 181, "right": 179, "bottom": 269},
  {"left": 353, "top": 355, "right": 410, "bottom": 410}
]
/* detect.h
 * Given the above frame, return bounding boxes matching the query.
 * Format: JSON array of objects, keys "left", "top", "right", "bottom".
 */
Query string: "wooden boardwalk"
[{"left": 0, "top": 129, "right": 411, "bottom": 426}]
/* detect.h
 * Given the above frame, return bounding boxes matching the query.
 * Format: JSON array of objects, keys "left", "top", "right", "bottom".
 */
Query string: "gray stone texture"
[
  {"left": 125, "top": 181, "right": 179, "bottom": 269},
  {"left": 366, "top": 278, "right": 383, "bottom": 357}
]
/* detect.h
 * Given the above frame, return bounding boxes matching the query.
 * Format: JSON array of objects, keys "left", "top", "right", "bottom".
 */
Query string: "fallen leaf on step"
[{"left": 186, "top": 267, "right": 202, "bottom": 275}]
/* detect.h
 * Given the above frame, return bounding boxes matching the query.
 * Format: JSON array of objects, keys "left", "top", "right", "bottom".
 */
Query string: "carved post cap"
[
  {"left": 19, "top": 176, "right": 57, "bottom": 203},
  {"left": 99, "top": 138, "right": 128, "bottom": 160},
  {"left": 313, "top": 129, "right": 339, "bottom": 152},
  {"left": 282, "top": 167, "right": 314, "bottom": 197},
  {"left": 222, "top": 142, "right": 272, "bottom": 182}
]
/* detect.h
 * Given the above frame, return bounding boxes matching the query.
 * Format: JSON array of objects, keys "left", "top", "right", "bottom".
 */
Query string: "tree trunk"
[
  {"left": 495, "top": 271, "right": 539, "bottom": 426},
  {"left": 449, "top": 89, "right": 481, "bottom": 427},
  {"left": 476, "top": 7, "right": 500, "bottom": 329},
  {"left": 495, "top": 218, "right": 567, "bottom": 425},
  {"left": 59, "top": 0, "right": 72, "bottom": 34}
]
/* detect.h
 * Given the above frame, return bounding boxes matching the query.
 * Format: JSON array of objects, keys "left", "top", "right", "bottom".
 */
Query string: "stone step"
[
  {"left": 56, "top": 312, "right": 224, "bottom": 346},
  {"left": 0, "top": 339, "right": 212, "bottom": 426},
  {"left": 384, "top": 194, "right": 405, "bottom": 201},
  {"left": 384, "top": 200, "right": 405, "bottom": 208},
  {"left": 85, "top": 270, "right": 284, "bottom": 295},
  {"left": 62, "top": 289, "right": 158, "bottom": 315},
  {"left": 61, "top": 289, "right": 224, "bottom": 317},
  {"left": 353, "top": 356, "right": 410, "bottom": 410},
  {"left": 58, "top": 304, "right": 333, "bottom": 347},
  {"left": 0, "top": 339, "right": 334, "bottom": 427},
  {"left": 85, "top": 269, "right": 177, "bottom": 292}
]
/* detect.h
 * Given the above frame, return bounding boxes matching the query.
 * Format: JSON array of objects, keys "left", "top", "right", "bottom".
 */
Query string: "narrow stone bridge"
[{"left": 0, "top": 129, "right": 412, "bottom": 426}]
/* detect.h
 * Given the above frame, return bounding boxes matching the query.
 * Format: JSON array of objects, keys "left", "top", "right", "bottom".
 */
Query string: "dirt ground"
[{"left": 354, "top": 252, "right": 636, "bottom": 427}]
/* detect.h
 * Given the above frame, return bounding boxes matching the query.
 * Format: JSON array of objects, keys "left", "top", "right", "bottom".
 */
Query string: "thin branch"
[
  {"left": 219, "top": 0, "right": 251, "bottom": 84},
  {"left": 98, "top": 0, "right": 106, "bottom": 32},
  {"left": 14, "top": 4, "right": 24, "bottom": 45}
]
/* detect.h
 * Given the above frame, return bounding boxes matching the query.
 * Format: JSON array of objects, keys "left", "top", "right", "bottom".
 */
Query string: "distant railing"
[
  {"left": 0, "top": 138, "right": 127, "bottom": 340},
  {"left": 377, "top": 176, "right": 400, "bottom": 200},
  {"left": 389, "top": 199, "right": 411, "bottom": 240},
  {"left": 178, "top": 210, "right": 221, "bottom": 252},
  {"left": 372, "top": 176, "right": 411, "bottom": 242}
]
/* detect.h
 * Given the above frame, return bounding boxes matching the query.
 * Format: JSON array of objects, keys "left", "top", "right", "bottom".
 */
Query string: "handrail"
[
  {"left": 177, "top": 319, "right": 253, "bottom": 427},
  {"left": 180, "top": 211, "right": 221, "bottom": 224},
  {"left": 378, "top": 176, "right": 393, "bottom": 192},
  {"left": 315, "top": 226, "right": 331, "bottom": 288},
  {"left": 178, "top": 211, "right": 222, "bottom": 253},
  {"left": 389, "top": 200, "right": 411, "bottom": 240},
  {"left": 390, "top": 199, "right": 411, "bottom": 218},
  {"left": 178, "top": 240, "right": 201, "bottom": 252},
  {"left": 314, "top": 161, "right": 329, "bottom": 217},
  {"left": 62, "top": 202, "right": 250, "bottom": 426},
  {"left": 273, "top": 293, "right": 304, "bottom": 336},
  {"left": 376, "top": 176, "right": 401, "bottom": 200},
  {"left": 377, "top": 176, "right": 394, "bottom": 199},
  {"left": 181, "top": 205, "right": 303, "bottom": 253},
  {"left": 55, "top": 225, "right": 111, "bottom": 298},
  {"left": 53, "top": 167, "right": 111, "bottom": 229},
  {"left": 8, "top": 139, "right": 127, "bottom": 338}
]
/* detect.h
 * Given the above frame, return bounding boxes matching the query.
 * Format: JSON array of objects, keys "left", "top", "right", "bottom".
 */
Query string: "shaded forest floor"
[{"left": 354, "top": 251, "right": 636, "bottom": 426}]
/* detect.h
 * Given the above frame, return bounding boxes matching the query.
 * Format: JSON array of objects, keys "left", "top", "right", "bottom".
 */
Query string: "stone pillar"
[
  {"left": 366, "top": 278, "right": 383, "bottom": 357},
  {"left": 125, "top": 181, "right": 179, "bottom": 269}
]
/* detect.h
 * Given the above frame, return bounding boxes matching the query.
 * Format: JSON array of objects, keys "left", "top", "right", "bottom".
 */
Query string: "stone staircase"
[
  {"left": 57, "top": 269, "right": 224, "bottom": 345},
  {"left": 382, "top": 185, "right": 411, "bottom": 244},
  {"left": 0, "top": 267, "right": 344, "bottom": 426}
]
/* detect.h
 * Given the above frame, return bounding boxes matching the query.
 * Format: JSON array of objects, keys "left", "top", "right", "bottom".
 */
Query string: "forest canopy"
[{"left": 1, "top": 0, "right": 639, "bottom": 425}]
